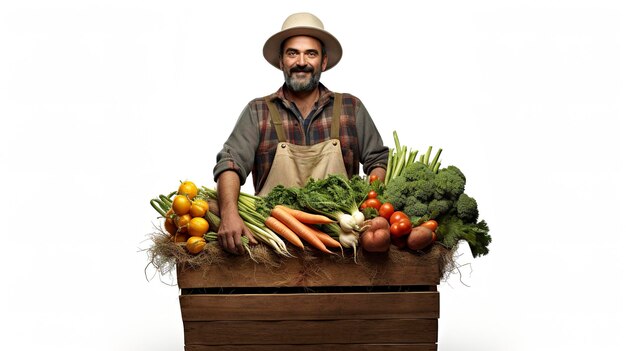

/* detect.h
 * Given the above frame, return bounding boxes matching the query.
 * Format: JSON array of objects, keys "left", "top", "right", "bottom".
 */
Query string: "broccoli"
[
  {"left": 381, "top": 162, "right": 436, "bottom": 207},
  {"left": 379, "top": 175, "right": 408, "bottom": 208},
  {"left": 428, "top": 198, "right": 453, "bottom": 217},
  {"left": 455, "top": 193, "right": 479, "bottom": 224},
  {"left": 380, "top": 159, "right": 491, "bottom": 256},
  {"left": 404, "top": 161, "right": 435, "bottom": 182},
  {"left": 444, "top": 165, "right": 466, "bottom": 182},
  {"left": 433, "top": 166, "right": 466, "bottom": 200},
  {"left": 402, "top": 195, "right": 428, "bottom": 219}
]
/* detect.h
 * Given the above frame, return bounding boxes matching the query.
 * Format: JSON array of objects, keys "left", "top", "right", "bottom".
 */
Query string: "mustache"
[{"left": 290, "top": 66, "right": 314, "bottom": 73}]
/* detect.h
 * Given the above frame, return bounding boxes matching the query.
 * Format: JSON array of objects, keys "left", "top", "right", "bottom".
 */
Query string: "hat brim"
[{"left": 263, "top": 27, "right": 342, "bottom": 71}]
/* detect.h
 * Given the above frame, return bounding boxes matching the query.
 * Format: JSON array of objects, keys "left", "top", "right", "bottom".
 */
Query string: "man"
[{"left": 213, "top": 13, "right": 389, "bottom": 255}]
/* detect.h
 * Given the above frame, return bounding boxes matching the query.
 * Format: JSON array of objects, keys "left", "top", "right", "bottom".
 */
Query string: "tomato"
[
  {"left": 172, "top": 195, "right": 192, "bottom": 215},
  {"left": 420, "top": 219, "right": 438, "bottom": 231},
  {"left": 369, "top": 174, "right": 379, "bottom": 184},
  {"left": 178, "top": 181, "right": 198, "bottom": 200},
  {"left": 189, "top": 199, "right": 209, "bottom": 218},
  {"left": 389, "top": 211, "right": 410, "bottom": 224},
  {"left": 367, "top": 190, "right": 378, "bottom": 199},
  {"left": 378, "top": 202, "right": 394, "bottom": 220},
  {"left": 389, "top": 219, "right": 412, "bottom": 238},
  {"left": 361, "top": 198, "right": 382, "bottom": 210}
]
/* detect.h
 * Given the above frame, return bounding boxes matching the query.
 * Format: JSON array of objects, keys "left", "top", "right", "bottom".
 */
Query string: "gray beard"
[{"left": 284, "top": 70, "right": 322, "bottom": 92}]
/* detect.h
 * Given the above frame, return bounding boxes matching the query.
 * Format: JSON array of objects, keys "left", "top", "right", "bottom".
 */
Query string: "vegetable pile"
[
  {"left": 379, "top": 131, "right": 492, "bottom": 258},
  {"left": 147, "top": 131, "right": 491, "bottom": 265}
]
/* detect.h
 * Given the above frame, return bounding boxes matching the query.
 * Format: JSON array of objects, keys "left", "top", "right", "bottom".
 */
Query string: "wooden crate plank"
[
  {"left": 180, "top": 291, "right": 439, "bottom": 321},
  {"left": 177, "top": 247, "right": 441, "bottom": 288},
  {"left": 186, "top": 344, "right": 437, "bottom": 351},
  {"left": 183, "top": 318, "right": 438, "bottom": 345}
]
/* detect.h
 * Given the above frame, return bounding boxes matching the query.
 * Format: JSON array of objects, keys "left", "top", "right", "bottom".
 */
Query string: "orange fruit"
[
  {"left": 189, "top": 199, "right": 209, "bottom": 218},
  {"left": 188, "top": 217, "right": 209, "bottom": 237},
  {"left": 186, "top": 236, "right": 206, "bottom": 254},
  {"left": 172, "top": 233, "right": 189, "bottom": 243},
  {"left": 164, "top": 217, "right": 177, "bottom": 236},
  {"left": 172, "top": 195, "right": 192, "bottom": 215},
  {"left": 175, "top": 214, "right": 191, "bottom": 233},
  {"left": 178, "top": 181, "right": 198, "bottom": 200}
]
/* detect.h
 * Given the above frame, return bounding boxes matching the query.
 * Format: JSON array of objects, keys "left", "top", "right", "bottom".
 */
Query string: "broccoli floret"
[
  {"left": 455, "top": 193, "right": 479, "bottom": 223},
  {"left": 380, "top": 175, "right": 409, "bottom": 209},
  {"left": 403, "top": 161, "right": 435, "bottom": 182},
  {"left": 428, "top": 198, "right": 453, "bottom": 218},
  {"left": 433, "top": 166, "right": 466, "bottom": 200},
  {"left": 401, "top": 162, "right": 436, "bottom": 201},
  {"left": 444, "top": 165, "right": 466, "bottom": 182},
  {"left": 403, "top": 196, "right": 428, "bottom": 219}
]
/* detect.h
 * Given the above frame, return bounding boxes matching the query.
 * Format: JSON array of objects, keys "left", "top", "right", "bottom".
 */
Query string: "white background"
[{"left": 1, "top": 0, "right": 624, "bottom": 350}]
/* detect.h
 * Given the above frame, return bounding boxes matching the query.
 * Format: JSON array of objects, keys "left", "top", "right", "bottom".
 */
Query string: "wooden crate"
[{"left": 177, "top": 247, "right": 441, "bottom": 351}]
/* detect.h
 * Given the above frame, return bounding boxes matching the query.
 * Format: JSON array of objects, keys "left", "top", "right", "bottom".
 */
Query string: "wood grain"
[
  {"left": 177, "top": 247, "right": 441, "bottom": 288},
  {"left": 183, "top": 318, "right": 438, "bottom": 345},
  {"left": 180, "top": 291, "right": 439, "bottom": 321}
]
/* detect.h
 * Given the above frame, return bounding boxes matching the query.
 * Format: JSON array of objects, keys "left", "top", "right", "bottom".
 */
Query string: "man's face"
[{"left": 280, "top": 36, "right": 328, "bottom": 93}]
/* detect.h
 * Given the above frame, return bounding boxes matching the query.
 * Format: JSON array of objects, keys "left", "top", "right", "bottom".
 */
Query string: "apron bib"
[{"left": 258, "top": 93, "right": 348, "bottom": 196}]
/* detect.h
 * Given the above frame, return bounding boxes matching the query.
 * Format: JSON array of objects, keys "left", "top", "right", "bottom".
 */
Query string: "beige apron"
[{"left": 258, "top": 93, "right": 348, "bottom": 196}]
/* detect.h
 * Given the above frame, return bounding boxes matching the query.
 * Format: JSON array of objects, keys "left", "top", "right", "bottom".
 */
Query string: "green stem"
[
  {"left": 385, "top": 147, "right": 394, "bottom": 184},
  {"left": 392, "top": 145, "right": 406, "bottom": 179},
  {"left": 407, "top": 149, "right": 418, "bottom": 165},
  {"left": 150, "top": 199, "right": 167, "bottom": 217},
  {"left": 430, "top": 148, "right": 442, "bottom": 170},
  {"left": 423, "top": 146, "right": 432, "bottom": 166}
]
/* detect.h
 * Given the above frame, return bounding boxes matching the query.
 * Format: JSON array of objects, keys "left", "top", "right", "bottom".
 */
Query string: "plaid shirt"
[{"left": 213, "top": 83, "right": 389, "bottom": 194}]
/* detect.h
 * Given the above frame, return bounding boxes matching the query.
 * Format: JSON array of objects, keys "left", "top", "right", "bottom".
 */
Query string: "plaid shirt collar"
[{"left": 266, "top": 82, "right": 335, "bottom": 110}]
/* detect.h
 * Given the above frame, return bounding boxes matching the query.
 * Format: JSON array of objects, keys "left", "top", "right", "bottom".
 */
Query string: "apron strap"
[
  {"left": 264, "top": 96, "right": 287, "bottom": 142},
  {"left": 331, "top": 93, "right": 343, "bottom": 139}
]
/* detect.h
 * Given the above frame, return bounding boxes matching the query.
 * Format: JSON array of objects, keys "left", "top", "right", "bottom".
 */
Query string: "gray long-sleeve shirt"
[{"left": 213, "top": 83, "right": 389, "bottom": 193}]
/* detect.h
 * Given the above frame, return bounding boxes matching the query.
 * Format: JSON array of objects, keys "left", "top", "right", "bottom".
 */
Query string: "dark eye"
[{"left": 307, "top": 52, "right": 318, "bottom": 58}]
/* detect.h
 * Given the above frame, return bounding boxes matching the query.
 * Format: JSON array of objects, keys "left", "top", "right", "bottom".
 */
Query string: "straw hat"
[{"left": 263, "top": 12, "right": 343, "bottom": 70}]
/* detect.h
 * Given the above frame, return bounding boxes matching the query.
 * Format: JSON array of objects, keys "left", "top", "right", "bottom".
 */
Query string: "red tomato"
[
  {"left": 362, "top": 198, "right": 382, "bottom": 210},
  {"left": 389, "top": 211, "right": 410, "bottom": 224},
  {"left": 378, "top": 202, "right": 395, "bottom": 220},
  {"left": 390, "top": 219, "right": 412, "bottom": 238},
  {"left": 420, "top": 219, "right": 438, "bottom": 231},
  {"left": 369, "top": 175, "right": 379, "bottom": 184},
  {"left": 367, "top": 190, "right": 378, "bottom": 199}
]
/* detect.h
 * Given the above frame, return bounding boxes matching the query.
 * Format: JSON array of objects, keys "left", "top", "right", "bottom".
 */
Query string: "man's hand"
[
  {"left": 369, "top": 166, "right": 386, "bottom": 184},
  {"left": 217, "top": 211, "right": 257, "bottom": 255},
  {"left": 216, "top": 171, "right": 258, "bottom": 255}
]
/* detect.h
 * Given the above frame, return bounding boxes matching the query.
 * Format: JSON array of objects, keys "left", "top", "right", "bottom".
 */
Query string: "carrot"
[
  {"left": 274, "top": 205, "right": 335, "bottom": 225},
  {"left": 306, "top": 225, "right": 342, "bottom": 249},
  {"left": 270, "top": 207, "right": 334, "bottom": 254},
  {"left": 265, "top": 216, "right": 305, "bottom": 249}
]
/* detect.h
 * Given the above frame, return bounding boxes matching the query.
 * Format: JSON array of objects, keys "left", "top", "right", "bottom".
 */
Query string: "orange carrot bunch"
[{"left": 265, "top": 205, "right": 341, "bottom": 254}]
